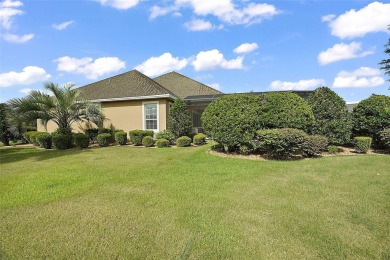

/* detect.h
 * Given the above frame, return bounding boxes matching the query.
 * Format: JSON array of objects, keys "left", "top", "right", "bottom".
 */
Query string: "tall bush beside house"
[
  {"left": 202, "top": 94, "right": 261, "bottom": 152},
  {"left": 115, "top": 131, "right": 127, "bottom": 145},
  {"left": 308, "top": 87, "right": 352, "bottom": 145},
  {"left": 167, "top": 99, "right": 192, "bottom": 138},
  {"left": 352, "top": 94, "right": 390, "bottom": 146},
  {"left": 0, "top": 103, "right": 10, "bottom": 146},
  {"left": 379, "top": 128, "right": 390, "bottom": 151},
  {"left": 73, "top": 133, "right": 90, "bottom": 149},
  {"left": 259, "top": 92, "right": 315, "bottom": 132},
  {"left": 129, "top": 130, "right": 154, "bottom": 146}
]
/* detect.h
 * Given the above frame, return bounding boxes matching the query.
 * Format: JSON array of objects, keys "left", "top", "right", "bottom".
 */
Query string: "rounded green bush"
[
  {"left": 85, "top": 128, "right": 99, "bottom": 142},
  {"left": 193, "top": 133, "right": 206, "bottom": 145},
  {"left": 354, "top": 136, "right": 372, "bottom": 154},
  {"left": 352, "top": 94, "right": 390, "bottom": 146},
  {"left": 142, "top": 136, "right": 154, "bottom": 147},
  {"left": 239, "top": 144, "right": 253, "bottom": 155},
  {"left": 176, "top": 136, "right": 192, "bottom": 147},
  {"left": 36, "top": 133, "right": 52, "bottom": 149},
  {"left": 302, "top": 135, "right": 328, "bottom": 157},
  {"left": 156, "top": 138, "right": 169, "bottom": 148},
  {"left": 129, "top": 130, "right": 154, "bottom": 146},
  {"left": 115, "top": 131, "right": 127, "bottom": 145},
  {"left": 96, "top": 133, "right": 111, "bottom": 147},
  {"left": 73, "top": 133, "right": 90, "bottom": 149},
  {"left": 379, "top": 128, "right": 390, "bottom": 151},
  {"left": 308, "top": 87, "right": 352, "bottom": 145},
  {"left": 52, "top": 134, "right": 72, "bottom": 150},
  {"left": 327, "top": 145, "right": 339, "bottom": 154},
  {"left": 156, "top": 130, "right": 175, "bottom": 145},
  {"left": 29, "top": 132, "right": 43, "bottom": 146},
  {"left": 52, "top": 128, "right": 73, "bottom": 149},
  {"left": 24, "top": 131, "right": 37, "bottom": 144}
]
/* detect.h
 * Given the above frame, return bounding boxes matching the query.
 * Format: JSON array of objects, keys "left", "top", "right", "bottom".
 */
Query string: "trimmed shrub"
[
  {"left": 302, "top": 135, "right": 328, "bottom": 158},
  {"left": 308, "top": 87, "right": 352, "bottom": 145},
  {"left": 327, "top": 145, "right": 339, "bottom": 154},
  {"left": 352, "top": 94, "right": 390, "bottom": 146},
  {"left": 85, "top": 128, "right": 99, "bottom": 142},
  {"left": 96, "top": 133, "right": 111, "bottom": 147},
  {"left": 73, "top": 133, "right": 90, "bottom": 149},
  {"left": 379, "top": 128, "right": 390, "bottom": 151},
  {"left": 239, "top": 144, "right": 253, "bottom": 155},
  {"left": 36, "top": 133, "right": 52, "bottom": 149},
  {"left": 354, "top": 137, "right": 372, "bottom": 154},
  {"left": 24, "top": 131, "right": 37, "bottom": 144},
  {"left": 115, "top": 131, "right": 127, "bottom": 145},
  {"left": 176, "top": 136, "right": 192, "bottom": 147},
  {"left": 129, "top": 130, "right": 154, "bottom": 146},
  {"left": 156, "top": 130, "right": 175, "bottom": 145},
  {"left": 193, "top": 133, "right": 206, "bottom": 145},
  {"left": 202, "top": 94, "right": 261, "bottom": 152},
  {"left": 52, "top": 134, "right": 72, "bottom": 150},
  {"left": 259, "top": 92, "right": 315, "bottom": 132},
  {"left": 52, "top": 128, "right": 73, "bottom": 149},
  {"left": 29, "top": 131, "right": 41, "bottom": 146},
  {"left": 142, "top": 136, "right": 154, "bottom": 147},
  {"left": 156, "top": 138, "right": 170, "bottom": 148},
  {"left": 167, "top": 99, "right": 192, "bottom": 138},
  {"left": 257, "top": 128, "right": 307, "bottom": 159}
]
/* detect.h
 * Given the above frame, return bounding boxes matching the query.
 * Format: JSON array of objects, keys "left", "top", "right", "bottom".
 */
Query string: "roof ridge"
[
  {"left": 77, "top": 69, "right": 138, "bottom": 90},
  {"left": 134, "top": 70, "right": 178, "bottom": 98}
]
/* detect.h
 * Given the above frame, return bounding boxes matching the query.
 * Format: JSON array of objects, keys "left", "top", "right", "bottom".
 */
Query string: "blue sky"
[{"left": 0, "top": 0, "right": 389, "bottom": 103}]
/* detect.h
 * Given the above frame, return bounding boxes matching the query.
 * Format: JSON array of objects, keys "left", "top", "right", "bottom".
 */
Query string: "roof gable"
[
  {"left": 153, "top": 71, "right": 222, "bottom": 99},
  {"left": 77, "top": 70, "right": 175, "bottom": 101}
]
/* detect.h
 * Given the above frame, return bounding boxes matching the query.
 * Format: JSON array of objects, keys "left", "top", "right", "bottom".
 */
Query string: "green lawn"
[{"left": 0, "top": 145, "right": 389, "bottom": 259}]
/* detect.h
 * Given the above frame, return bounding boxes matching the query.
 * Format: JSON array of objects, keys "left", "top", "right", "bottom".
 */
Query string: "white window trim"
[{"left": 142, "top": 101, "right": 159, "bottom": 132}]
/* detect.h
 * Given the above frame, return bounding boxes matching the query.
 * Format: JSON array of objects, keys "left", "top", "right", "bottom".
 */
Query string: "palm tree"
[{"left": 7, "top": 82, "right": 105, "bottom": 132}]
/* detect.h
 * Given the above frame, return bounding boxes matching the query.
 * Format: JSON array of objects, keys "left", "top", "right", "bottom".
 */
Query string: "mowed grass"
[{"left": 0, "top": 145, "right": 389, "bottom": 259}]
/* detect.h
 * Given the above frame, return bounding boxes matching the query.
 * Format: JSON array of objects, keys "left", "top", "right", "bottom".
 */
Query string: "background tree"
[
  {"left": 379, "top": 25, "right": 390, "bottom": 88},
  {"left": 308, "top": 86, "right": 352, "bottom": 145},
  {"left": 167, "top": 99, "right": 192, "bottom": 138},
  {"left": 0, "top": 103, "right": 10, "bottom": 146}
]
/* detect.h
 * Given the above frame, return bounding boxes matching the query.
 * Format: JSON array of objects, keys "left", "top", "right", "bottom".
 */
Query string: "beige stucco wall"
[{"left": 37, "top": 98, "right": 170, "bottom": 133}]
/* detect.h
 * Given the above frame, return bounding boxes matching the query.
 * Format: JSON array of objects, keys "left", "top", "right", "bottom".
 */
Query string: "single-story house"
[{"left": 38, "top": 70, "right": 312, "bottom": 133}]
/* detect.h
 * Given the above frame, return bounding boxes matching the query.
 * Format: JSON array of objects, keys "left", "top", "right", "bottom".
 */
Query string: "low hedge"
[
  {"left": 142, "top": 136, "right": 154, "bottom": 147},
  {"left": 354, "top": 136, "right": 372, "bottom": 154},
  {"left": 156, "top": 138, "right": 169, "bottom": 148},
  {"left": 115, "top": 131, "right": 127, "bottom": 145},
  {"left": 30, "top": 132, "right": 45, "bottom": 146},
  {"left": 36, "top": 133, "right": 52, "bottom": 149},
  {"left": 129, "top": 130, "right": 154, "bottom": 146},
  {"left": 193, "top": 133, "right": 206, "bottom": 145},
  {"left": 97, "top": 133, "right": 111, "bottom": 147},
  {"left": 52, "top": 134, "right": 73, "bottom": 150},
  {"left": 74, "top": 133, "right": 90, "bottom": 149},
  {"left": 302, "top": 135, "right": 328, "bottom": 158},
  {"left": 24, "top": 131, "right": 37, "bottom": 144},
  {"left": 156, "top": 130, "right": 175, "bottom": 145},
  {"left": 176, "top": 136, "right": 192, "bottom": 147}
]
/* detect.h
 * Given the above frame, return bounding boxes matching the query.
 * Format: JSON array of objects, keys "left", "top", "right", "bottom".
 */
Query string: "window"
[{"left": 143, "top": 102, "right": 158, "bottom": 131}]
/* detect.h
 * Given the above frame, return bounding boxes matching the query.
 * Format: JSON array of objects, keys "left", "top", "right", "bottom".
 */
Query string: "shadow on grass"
[{"left": 0, "top": 146, "right": 92, "bottom": 164}]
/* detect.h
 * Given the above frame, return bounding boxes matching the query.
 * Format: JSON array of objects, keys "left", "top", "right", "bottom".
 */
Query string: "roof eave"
[{"left": 89, "top": 94, "right": 176, "bottom": 103}]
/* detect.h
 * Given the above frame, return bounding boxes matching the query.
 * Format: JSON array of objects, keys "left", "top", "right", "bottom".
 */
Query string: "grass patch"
[{"left": 0, "top": 145, "right": 389, "bottom": 259}]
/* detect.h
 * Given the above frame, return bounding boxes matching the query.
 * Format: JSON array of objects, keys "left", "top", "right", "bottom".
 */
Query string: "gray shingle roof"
[
  {"left": 77, "top": 70, "right": 175, "bottom": 100},
  {"left": 153, "top": 72, "right": 222, "bottom": 99}
]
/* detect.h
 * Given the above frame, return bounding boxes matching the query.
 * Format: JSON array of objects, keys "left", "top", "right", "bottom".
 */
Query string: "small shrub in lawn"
[
  {"left": 156, "top": 138, "right": 170, "bottom": 148},
  {"left": 73, "top": 133, "right": 90, "bottom": 149},
  {"left": 36, "top": 133, "right": 52, "bottom": 149},
  {"left": 354, "top": 136, "right": 372, "bottom": 153},
  {"left": 129, "top": 130, "right": 154, "bottom": 146},
  {"left": 156, "top": 130, "right": 175, "bottom": 145},
  {"left": 115, "top": 131, "right": 127, "bottom": 145},
  {"left": 193, "top": 133, "right": 206, "bottom": 145},
  {"left": 142, "top": 136, "right": 154, "bottom": 147},
  {"left": 52, "top": 134, "right": 72, "bottom": 150},
  {"left": 302, "top": 135, "right": 328, "bottom": 158},
  {"left": 176, "top": 136, "right": 192, "bottom": 147},
  {"left": 24, "top": 131, "right": 37, "bottom": 144},
  {"left": 257, "top": 128, "right": 307, "bottom": 159},
  {"left": 85, "top": 128, "right": 99, "bottom": 142},
  {"left": 97, "top": 133, "right": 111, "bottom": 147},
  {"left": 379, "top": 128, "right": 390, "bottom": 151},
  {"left": 327, "top": 145, "right": 339, "bottom": 154},
  {"left": 52, "top": 128, "right": 73, "bottom": 149}
]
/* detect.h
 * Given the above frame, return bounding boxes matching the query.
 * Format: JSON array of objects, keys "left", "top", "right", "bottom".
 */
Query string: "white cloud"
[
  {"left": 52, "top": 20, "right": 74, "bottom": 30},
  {"left": 98, "top": 0, "right": 139, "bottom": 10},
  {"left": 135, "top": 52, "right": 188, "bottom": 77},
  {"left": 192, "top": 49, "right": 244, "bottom": 71},
  {"left": 0, "top": 0, "right": 22, "bottom": 8},
  {"left": 333, "top": 66, "right": 384, "bottom": 88},
  {"left": 0, "top": 66, "right": 51, "bottom": 87},
  {"left": 325, "top": 2, "right": 390, "bottom": 38},
  {"left": 149, "top": 5, "right": 179, "bottom": 20},
  {"left": 3, "top": 33, "right": 33, "bottom": 43},
  {"left": 184, "top": 19, "right": 214, "bottom": 31},
  {"left": 152, "top": 0, "right": 279, "bottom": 25},
  {"left": 234, "top": 42, "right": 258, "bottom": 54},
  {"left": 318, "top": 42, "right": 374, "bottom": 65},
  {"left": 0, "top": 5, "right": 23, "bottom": 29},
  {"left": 270, "top": 79, "right": 325, "bottom": 90},
  {"left": 55, "top": 56, "right": 126, "bottom": 79},
  {"left": 321, "top": 14, "right": 335, "bottom": 22},
  {"left": 208, "top": 83, "right": 221, "bottom": 91}
]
